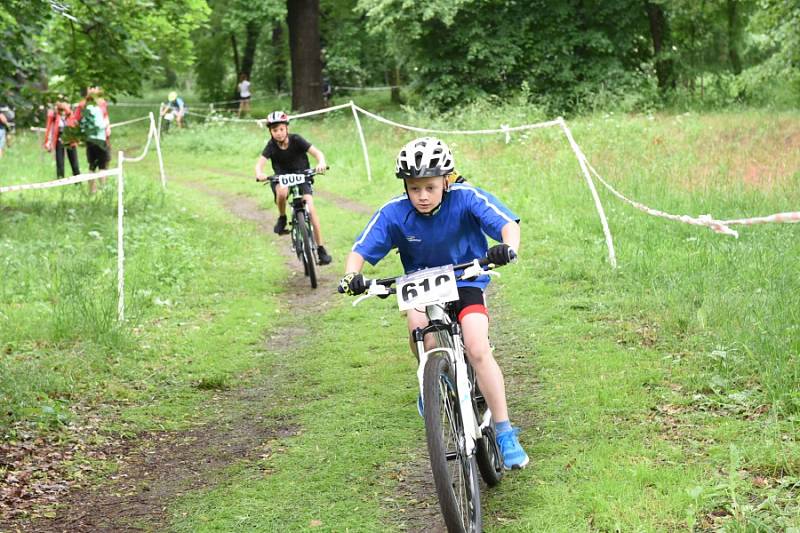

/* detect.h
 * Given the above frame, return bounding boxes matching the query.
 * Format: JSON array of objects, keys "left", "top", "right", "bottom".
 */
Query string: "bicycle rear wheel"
[
  {"left": 297, "top": 213, "right": 317, "bottom": 289},
  {"left": 423, "top": 354, "right": 482, "bottom": 533}
]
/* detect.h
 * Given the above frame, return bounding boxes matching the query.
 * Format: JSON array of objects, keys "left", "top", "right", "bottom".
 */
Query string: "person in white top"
[{"left": 238, "top": 74, "right": 251, "bottom": 117}]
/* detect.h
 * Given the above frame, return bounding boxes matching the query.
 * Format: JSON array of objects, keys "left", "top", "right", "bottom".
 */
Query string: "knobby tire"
[
  {"left": 423, "top": 354, "right": 482, "bottom": 533},
  {"left": 298, "top": 212, "right": 317, "bottom": 289},
  {"left": 473, "top": 378, "right": 504, "bottom": 487}
]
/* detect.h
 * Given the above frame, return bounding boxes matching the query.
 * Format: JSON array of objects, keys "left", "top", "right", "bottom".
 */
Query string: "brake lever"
[
  {"left": 459, "top": 259, "right": 501, "bottom": 281},
  {"left": 352, "top": 280, "right": 391, "bottom": 306}
]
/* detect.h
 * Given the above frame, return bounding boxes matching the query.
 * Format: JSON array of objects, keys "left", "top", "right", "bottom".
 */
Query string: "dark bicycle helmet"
[
  {"left": 266, "top": 111, "right": 289, "bottom": 127},
  {"left": 395, "top": 137, "right": 455, "bottom": 179}
]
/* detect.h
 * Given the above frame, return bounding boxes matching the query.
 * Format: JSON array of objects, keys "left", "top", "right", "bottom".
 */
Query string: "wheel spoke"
[{"left": 425, "top": 355, "right": 481, "bottom": 532}]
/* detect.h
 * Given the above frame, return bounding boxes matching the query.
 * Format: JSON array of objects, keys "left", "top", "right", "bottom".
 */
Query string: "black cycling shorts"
[{"left": 453, "top": 286, "right": 488, "bottom": 322}]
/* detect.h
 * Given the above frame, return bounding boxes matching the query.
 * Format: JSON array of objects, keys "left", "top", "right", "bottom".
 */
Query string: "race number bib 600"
[
  {"left": 278, "top": 173, "right": 307, "bottom": 187},
  {"left": 395, "top": 265, "right": 459, "bottom": 311}
]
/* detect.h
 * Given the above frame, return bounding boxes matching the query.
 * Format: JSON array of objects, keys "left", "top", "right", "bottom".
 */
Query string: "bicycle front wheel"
[
  {"left": 297, "top": 213, "right": 317, "bottom": 289},
  {"left": 423, "top": 354, "right": 482, "bottom": 533}
]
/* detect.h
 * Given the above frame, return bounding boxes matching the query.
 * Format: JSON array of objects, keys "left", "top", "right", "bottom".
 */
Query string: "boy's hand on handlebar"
[
  {"left": 339, "top": 272, "right": 366, "bottom": 295},
  {"left": 487, "top": 244, "right": 516, "bottom": 266},
  {"left": 315, "top": 163, "right": 327, "bottom": 175},
  {"left": 255, "top": 173, "right": 268, "bottom": 182}
]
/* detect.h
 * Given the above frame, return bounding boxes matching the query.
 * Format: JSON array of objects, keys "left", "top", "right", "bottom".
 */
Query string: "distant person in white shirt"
[{"left": 238, "top": 74, "right": 251, "bottom": 117}]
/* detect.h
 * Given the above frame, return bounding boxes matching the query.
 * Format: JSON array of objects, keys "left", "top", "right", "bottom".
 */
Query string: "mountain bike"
[
  {"left": 342, "top": 256, "right": 511, "bottom": 532},
  {"left": 261, "top": 168, "right": 321, "bottom": 289}
]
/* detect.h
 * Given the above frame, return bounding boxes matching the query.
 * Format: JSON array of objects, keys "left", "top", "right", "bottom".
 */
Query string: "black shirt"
[{"left": 261, "top": 134, "right": 312, "bottom": 174}]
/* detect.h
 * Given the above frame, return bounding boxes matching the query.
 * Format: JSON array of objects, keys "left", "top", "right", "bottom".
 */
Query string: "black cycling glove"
[
  {"left": 339, "top": 272, "right": 367, "bottom": 295},
  {"left": 486, "top": 244, "right": 516, "bottom": 266}
]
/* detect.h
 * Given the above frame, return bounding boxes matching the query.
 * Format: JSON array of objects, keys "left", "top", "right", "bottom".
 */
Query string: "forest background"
[{"left": 2, "top": 0, "right": 798, "bottom": 116}]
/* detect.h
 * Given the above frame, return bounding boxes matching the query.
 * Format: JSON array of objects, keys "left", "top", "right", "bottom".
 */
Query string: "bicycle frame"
[
  {"left": 288, "top": 190, "right": 314, "bottom": 246},
  {"left": 262, "top": 169, "right": 321, "bottom": 288},
  {"left": 413, "top": 303, "right": 489, "bottom": 458}
]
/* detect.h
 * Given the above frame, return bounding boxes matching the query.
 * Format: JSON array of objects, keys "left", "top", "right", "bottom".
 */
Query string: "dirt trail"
[{"left": 2, "top": 177, "right": 444, "bottom": 532}]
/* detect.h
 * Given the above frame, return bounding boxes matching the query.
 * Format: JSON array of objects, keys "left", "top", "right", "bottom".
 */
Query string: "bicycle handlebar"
[
  {"left": 337, "top": 251, "right": 516, "bottom": 295},
  {"left": 256, "top": 166, "right": 330, "bottom": 183}
]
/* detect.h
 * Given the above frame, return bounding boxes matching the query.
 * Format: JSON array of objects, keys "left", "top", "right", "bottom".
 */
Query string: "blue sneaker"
[{"left": 496, "top": 427, "right": 529, "bottom": 470}]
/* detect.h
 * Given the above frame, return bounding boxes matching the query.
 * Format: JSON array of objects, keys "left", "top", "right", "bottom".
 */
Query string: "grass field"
[{"left": 1, "top": 100, "right": 798, "bottom": 531}]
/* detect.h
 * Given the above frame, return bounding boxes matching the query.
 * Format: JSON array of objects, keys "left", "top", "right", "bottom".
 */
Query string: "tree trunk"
[
  {"left": 391, "top": 66, "right": 402, "bottom": 104},
  {"left": 727, "top": 0, "right": 742, "bottom": 75},
  {"left": 287, "top": 0, "right": 323, "bottom": 111},
  {"left": 231, "top": 33, "right": 241, "bottom": 79},
  {"left": 241, "top": 20, "right": 261, "bottom": 77},
  {"left": 272, "top": 24, "right": 287, "bottom": 93},
  {"left": 645, "top": 2, "right": 675, "bottom": 91}
]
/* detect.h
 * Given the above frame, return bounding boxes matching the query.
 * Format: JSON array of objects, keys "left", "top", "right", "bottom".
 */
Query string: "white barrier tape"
[
  {"left": 0, "top": 168, "right": 120, "bottom": 193},
  {"left": 721, "top": 212, "right": 800, "bottom": 226},
  {"left": 185, "top": 110, "right": 260, "bottom": 123},
  {"left": 289, "top": 102, "right": 354, "bottom": 120},
  {"left": 185, "top": 102, "right": 353, "bottom": 124},
  {"left": 335, "top": 85, "right": 401, "bottom": 91},
  {"left": 109, "top": 102, "right": 160, "bottom": 108},
  {"left": 352, "top": 104, "right": 562, "bottom": 135},
  {"left": 205, "top": 95, "right": 272, "bottom": 106},
  {"left": 350, "top": 101, "right": 372, "bottom": 183},
  {"left": 120, "top": 113, "right": 166, "bottom": 188},
  {"left": 122, "top": 116, "right": 155, "bottom": 163},
  {"left": 110, "top": 115, "right": 150, "bottom": 129},
  {"left": 112, "top": 96, "right": 273, "bottom": 108},
  {"left": 30, "top": 126, "right": 46, "bottom": 132},
  {"left": 557, "top": 118, "right": 618, "bottom": 267},
  {"left": 152, "top": 113, "right": 167, "bottom": 188},
  {"left": 116, "top": 151, "right": 125, "bottom": 321},
  {"left": 584, "top": 160, "right": 740, "bottom": 238}
]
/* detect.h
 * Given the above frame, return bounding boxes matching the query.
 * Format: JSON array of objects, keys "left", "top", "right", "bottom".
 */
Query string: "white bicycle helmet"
[
  {"left": 266, "top": 110, "right": 289, "bottom": 127},
  {"left": 395, "top": 137, "right": 455, "bottom": 179}
]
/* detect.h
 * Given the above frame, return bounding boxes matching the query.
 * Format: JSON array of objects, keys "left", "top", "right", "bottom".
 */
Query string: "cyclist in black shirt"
[{"left": 255, "top": 111, "right": 332, "bottom": 265}]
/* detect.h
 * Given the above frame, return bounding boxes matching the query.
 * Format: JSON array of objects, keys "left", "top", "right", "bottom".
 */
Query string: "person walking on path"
[{"left": 237, "top": 74, "right": 251, "bottom": 117}]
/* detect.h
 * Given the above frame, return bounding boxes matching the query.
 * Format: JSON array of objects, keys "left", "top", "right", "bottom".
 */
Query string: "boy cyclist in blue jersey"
[{"left": 339, "top": 137, "right": 529, "bottom": 469}]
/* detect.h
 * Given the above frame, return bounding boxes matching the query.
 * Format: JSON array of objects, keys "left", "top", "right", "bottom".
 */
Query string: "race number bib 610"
[
  {"left": 278, "top": 173, "right": 307, "bottom": 187},
  {"left": 395, "top": 265, "right": 459, "bottom": 311}
]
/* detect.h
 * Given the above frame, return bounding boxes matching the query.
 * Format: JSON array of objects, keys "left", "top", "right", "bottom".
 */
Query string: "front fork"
[{"left": 415, "top": 321, "right": 482, "bottom": 456}]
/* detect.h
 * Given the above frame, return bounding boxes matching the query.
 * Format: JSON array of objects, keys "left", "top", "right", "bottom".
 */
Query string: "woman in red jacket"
[{"left": 44, "top": 99, "right": 81, "bottom": 179}]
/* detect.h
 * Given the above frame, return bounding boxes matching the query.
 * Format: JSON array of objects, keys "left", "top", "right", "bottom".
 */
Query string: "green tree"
[
  {"left": 43, "top": 0, "right": 209, "bottom": 99},
  {"left": 356, "top": 0, "right": 652, "bottom": 113},
  {"left": 193, "top": 0, "right": 283, "bottom": 102},
  {"left": 0, "top": 0, "right": 52, "bottom": 104}
]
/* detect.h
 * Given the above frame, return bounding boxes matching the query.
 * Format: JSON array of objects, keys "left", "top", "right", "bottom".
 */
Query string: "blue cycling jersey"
[{"left": 352, "top": 183, "right": 520, "bottom": 290}]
